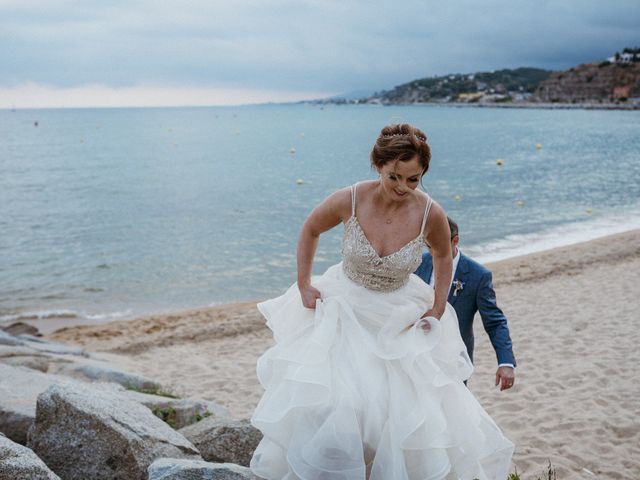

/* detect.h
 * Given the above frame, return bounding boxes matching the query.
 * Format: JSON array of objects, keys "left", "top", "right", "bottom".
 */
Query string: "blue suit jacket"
[{"left": 414, "top": 252, "right": 516, "bottom": 366}]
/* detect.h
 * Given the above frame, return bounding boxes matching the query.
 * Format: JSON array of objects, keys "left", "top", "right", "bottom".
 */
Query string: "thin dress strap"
[
  {"left": 419, "top": 196, "right": 433, "bottom": 237},
  {"left": 350, "top": 182, "right": 358, "bottom": 217}
]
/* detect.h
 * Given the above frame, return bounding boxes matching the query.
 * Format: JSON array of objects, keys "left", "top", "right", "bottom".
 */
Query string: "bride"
[{"left": 250, "top": 124, "right": 514, "bottom": 480}]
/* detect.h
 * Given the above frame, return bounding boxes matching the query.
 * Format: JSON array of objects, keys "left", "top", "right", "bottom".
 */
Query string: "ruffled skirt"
[{"left": 250, "top": 263, "right": 513, "bottom": 480}]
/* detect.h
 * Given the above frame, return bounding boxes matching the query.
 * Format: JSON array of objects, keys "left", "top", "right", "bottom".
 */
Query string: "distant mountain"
[
  {"left": 370, "top": 67, "right": 551, "bottom": 104},
  {"left": 308, "top": 48, "right": 640, "bottom": 107},
  {"left": 330, "top": 89, "right": 377, "bottom": 101}
]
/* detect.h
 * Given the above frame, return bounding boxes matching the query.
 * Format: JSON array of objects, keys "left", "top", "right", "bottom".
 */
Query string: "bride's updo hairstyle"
[{"left": 371, "top": 123, "right": 431, "bottom": 176}]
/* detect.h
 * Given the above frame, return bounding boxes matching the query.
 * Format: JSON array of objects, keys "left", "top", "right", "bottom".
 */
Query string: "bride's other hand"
[
  {"left": 299, "top": 283, "right": 322, "bottom": 309},
  {"left": 418, "top": 317, "right": 431, "bottom": 332},
  {"left": 422, "top": 307, "right": 444, "bottom": 321},
  {"left": 418, "top": 307, "right": 443, "bottom": 332}
]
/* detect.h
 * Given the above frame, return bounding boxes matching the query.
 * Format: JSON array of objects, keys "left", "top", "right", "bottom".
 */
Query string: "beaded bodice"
[{"left": 341, "top": 183, "right": 432, "bottom": 292}]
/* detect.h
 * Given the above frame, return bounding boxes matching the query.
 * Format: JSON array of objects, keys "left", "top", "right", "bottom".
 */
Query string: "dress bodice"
[{"left": 341, "top": 183, "right": 432, "bottom": 292}]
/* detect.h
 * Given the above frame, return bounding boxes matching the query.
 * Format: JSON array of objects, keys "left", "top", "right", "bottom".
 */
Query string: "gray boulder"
[
  {"left": 148, "top": 458, "right": 259, "bottom": 480},
  {"left": 0, "top": 355, "right": 51, "bottom": 372},
  {"left": 28, "top": 383, "right": 202, "bottom": 480},
  {"left": 179, "top": 417, "right": 262, "bottom": 467},
  {"left": 54, "top": 362, "right": 162, "bottom": 391},
  {"left": 0, "top": 330, "right": 23, "bottom": 346},
  {"left": 125, "top": 389, "right": 229, "bottom": 429},
  {"left": 16, "top": 335, "right": 87, "bottom": 357},
  {"left": 0, "top": 344, "right": 73, "bottom": 373},
  {"left": 0, "top": 432, "right": 60, "bottom": 480},
  {"left": 0, "top": 322, "right": 41, "bottom": 337},
  {"left": 0, "top": 364, "right": 75, "bottom": 444}
]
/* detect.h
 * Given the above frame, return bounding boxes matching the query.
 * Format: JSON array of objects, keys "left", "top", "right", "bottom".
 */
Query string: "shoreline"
[
  {"left": 7, "top": 225, "right": 639, "bottom": 335},
  {"left": 43, "top": 228, "right": 640, "bottom": 348},
  {"left": 311, "top": 100, "right": 640, "bottom": 110},
  {"left": 43, "top": 228, "right": 640, "bottom": 479}
]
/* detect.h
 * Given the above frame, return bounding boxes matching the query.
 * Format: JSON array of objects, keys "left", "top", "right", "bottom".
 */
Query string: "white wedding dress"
[{"left": 250, "top": 184, "right": 514, "bottom": 480}]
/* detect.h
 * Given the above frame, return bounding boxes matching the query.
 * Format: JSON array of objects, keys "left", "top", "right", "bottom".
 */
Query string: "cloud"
[
  {"left": 0, "top": 82, "right": 333, "bottom": 108},
  {"left": 1, "top": 0, "right": 638, "bottom": 105}
]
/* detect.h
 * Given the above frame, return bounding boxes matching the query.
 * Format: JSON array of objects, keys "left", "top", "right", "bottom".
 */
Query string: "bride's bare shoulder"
[{"left": 318, "top": 184, "right": 357, "bottom": 220}]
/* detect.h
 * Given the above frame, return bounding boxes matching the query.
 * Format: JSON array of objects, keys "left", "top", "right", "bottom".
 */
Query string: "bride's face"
[{"left": 378, "top": 156, "right": 423, "bottom": 201}]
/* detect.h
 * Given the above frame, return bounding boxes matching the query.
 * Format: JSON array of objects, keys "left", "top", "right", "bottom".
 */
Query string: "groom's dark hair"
[{"left": 447, "top": 217, "right": 459, "bottom": 239}]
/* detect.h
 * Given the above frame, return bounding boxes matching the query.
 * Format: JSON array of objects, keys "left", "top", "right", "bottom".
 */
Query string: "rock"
[
  {"left": 0, "top": 355, "right": 51, "bottom": 372},
  {"left": 179, "top": 417, "right": 262, "bottom": 467},
  {"left": 0, "top": 330, "right": 23, "bottom": 346},
  {"left": 0, "top": 322, "right": 41, "bottom": 337},
  {"left": 0, "top": 432, "right": 61, "bottom": 480},
  {"left": 148, "top": 458, "right": 259, "bottom": 480},
  {"left": 0, "top": 344, "right": 74, "bottom": 373},
  {"left": 0, "top": 345, "right": 39, "bottom": 358},
  {"left": 16, "top": 335, "right": 87, "bottom": 357},
  {"left": 124, "top": 389, "right": 229, "bottom": 429},
  {"left": 54, "top": 363, "right": 162, "bottom": 392},
  {"left": 28, "top": 383, "right": 202, "bottom": 480},
  {"left": 0, "top": 364, "right": 76, "bottom": 444}
]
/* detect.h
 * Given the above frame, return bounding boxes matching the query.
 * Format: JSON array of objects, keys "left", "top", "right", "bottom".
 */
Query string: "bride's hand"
[
  {"left": 298, "top": 283, "right": 322, "bottom": 309},
  {"left": 422, "top": 307, "right": 443, "bottom": 320},
  {"left": 418, "top": 307, "right": 443, "bottom": 332}
]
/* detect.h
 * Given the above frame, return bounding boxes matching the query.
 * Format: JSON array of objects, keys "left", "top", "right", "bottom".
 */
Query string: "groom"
[{"left": 415, "top": 217, "right": 516, "bottom": 391}]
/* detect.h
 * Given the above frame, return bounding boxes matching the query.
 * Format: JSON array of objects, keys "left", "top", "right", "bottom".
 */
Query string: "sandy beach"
[{"left": 48, "top": 229, "right": 640, "bottom": 479}]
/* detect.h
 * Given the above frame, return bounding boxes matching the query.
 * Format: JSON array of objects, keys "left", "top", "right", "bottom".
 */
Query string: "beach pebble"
[
  {"left": 0, "top": 433, "right": 61, "bottom": 480},
  {"left": 28, "top": 383, "right": 201, "bottom": 480},
  {"left": 178, "top": 417, "right": 262, "bottom": 467},
  {"left": 148, "top": 458, "right": 260, "bottom": 479}
]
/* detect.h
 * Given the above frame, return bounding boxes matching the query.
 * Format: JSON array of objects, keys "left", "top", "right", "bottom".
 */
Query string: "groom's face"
[{"left": 451, "top": 234, "right": 459, "bottom": 257}]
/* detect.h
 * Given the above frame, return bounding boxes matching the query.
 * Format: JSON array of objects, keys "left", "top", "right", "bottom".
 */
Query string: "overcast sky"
[{"left": 1, "top": 0, "right": 638, "bottom": 107}]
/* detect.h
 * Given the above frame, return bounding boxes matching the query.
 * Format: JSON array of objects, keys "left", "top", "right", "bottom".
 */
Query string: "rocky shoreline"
[{"left": 0, "top": 328, "right": 261, "bottom": 479}]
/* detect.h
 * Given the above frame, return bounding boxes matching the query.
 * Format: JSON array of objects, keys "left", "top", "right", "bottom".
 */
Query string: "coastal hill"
[
  {"left": 366, "top": 67, "right": 552, "bottom": 104},
  {"left": 535, "top": 56, "right": 640, "bottom": 103},
  {"left": 322, "top": 48, "right": 640, "bottom": 107}
]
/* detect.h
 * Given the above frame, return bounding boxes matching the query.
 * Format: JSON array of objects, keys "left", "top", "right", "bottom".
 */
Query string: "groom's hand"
[{"left": 495, "top": 366, "right": 515, "bottom": 391}]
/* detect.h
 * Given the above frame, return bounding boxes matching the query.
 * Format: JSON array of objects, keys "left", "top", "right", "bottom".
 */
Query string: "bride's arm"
[
  {"left": 297, "top": 188, "right": 351, "bottom": 308},
  {"left": 422, "top": 203, "right": 452, "bottom": 320}
]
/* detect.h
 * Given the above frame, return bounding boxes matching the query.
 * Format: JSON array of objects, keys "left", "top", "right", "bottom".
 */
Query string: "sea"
[{"left": 1, "top": 104, "right": 639, "bottom": 329}]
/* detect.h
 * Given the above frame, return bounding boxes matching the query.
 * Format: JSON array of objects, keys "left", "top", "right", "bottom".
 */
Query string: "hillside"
[
  {"left": 326, "top": 48, "right": 640, "bottom": 107},
  {"left": 373, "top": 68, "right": 551, "bottom": 104},
  {"left": 535, "top": 61, "right": 640, "bottom": 103}
]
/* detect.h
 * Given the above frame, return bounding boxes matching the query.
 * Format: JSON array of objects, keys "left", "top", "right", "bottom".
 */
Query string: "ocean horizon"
[{"left": 1, "top": 104, "right": 639, "bottom": 328}]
